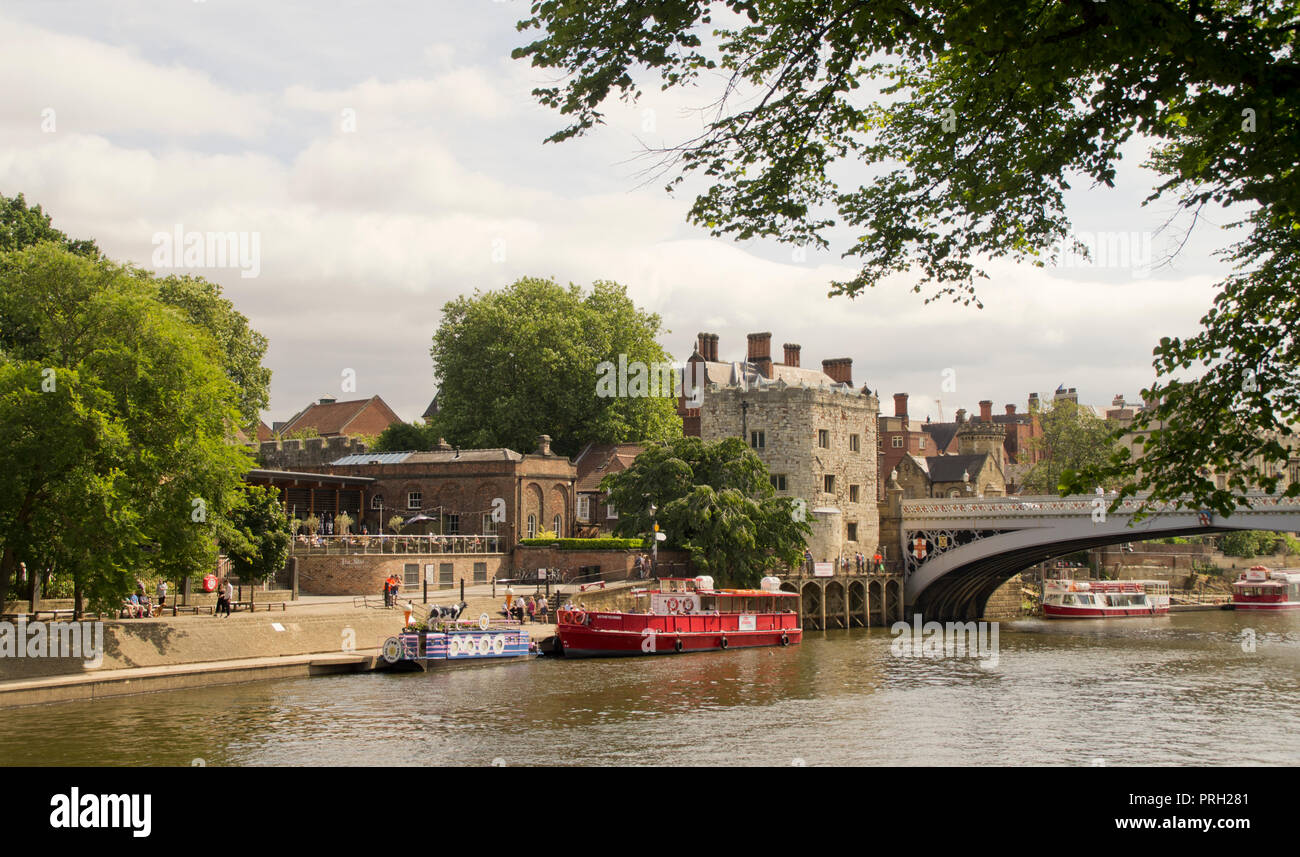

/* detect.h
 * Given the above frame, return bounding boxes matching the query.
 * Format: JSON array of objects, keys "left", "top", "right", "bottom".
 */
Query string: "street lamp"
[{"left": 649, "top": 502, "right": 659, "bottom": 578}]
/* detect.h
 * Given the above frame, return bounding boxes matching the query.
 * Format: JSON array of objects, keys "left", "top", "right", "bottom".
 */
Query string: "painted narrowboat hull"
[
  {"left": 1042, "top": 604, "right": 1168, "bottom": 619},
  {"left": 556, "top": 609, "right": 801, "bottom": 658}
]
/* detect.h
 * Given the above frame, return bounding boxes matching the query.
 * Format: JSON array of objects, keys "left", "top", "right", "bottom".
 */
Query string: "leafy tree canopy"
[
  {"left": 514, "top": 1, "right": 1300, "bottom": 514},
  {"left": 373, "top": 421, "right": 440, "bottom": 452},
  {"left": 0, "top": 243, "right": 253, "bottom": 610},
  {"left": 0, "top": 192, "right": 100, "bottom": 259},
  {"left": 219, "top": 484, "right": 292, "bottom": 584},
  {"left": 429, "top": 277, "right": 682, "bottom": 457},
  {"left": 1021, "top": 399, "right": 1120, "bottom": 494},
  {"left": 600, "top": 436, "right": 810, "bottom": 586}
]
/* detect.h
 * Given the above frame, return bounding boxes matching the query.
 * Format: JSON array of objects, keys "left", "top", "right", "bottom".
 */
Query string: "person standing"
[
  {"left": 156, "top": 580, "right": 168, "bottom": 612},
  {"left": 536, "top": 594, "right": 548, "bottom": 623}
]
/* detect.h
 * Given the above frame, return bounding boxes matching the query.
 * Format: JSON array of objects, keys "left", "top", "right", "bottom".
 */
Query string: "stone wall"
[
  {"left": 981, "top": 574, "right": 1025, "bottom": 620},
  {"left": 260, "top": 436, "right": 370, "bottom": 470},
  {"left": 700, "top": 383, "right": 880, "bottom": 564},
  {"left": 297, "top": 554, "right": 508, "bottom": 596}
]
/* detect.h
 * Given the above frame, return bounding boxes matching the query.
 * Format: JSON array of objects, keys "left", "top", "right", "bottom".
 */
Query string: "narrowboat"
[
  {"left": 1042, "top": 579, "right": 1170, "bottom": 618},
  {"left": 555, "top": 576, "right": 802, "bottom": 658},
  {"left": 1232, "top": 566, "right": 1300, "bottom": 611},
  {"left": 380, "top": 612, "right": 537, "bottom": 669}
]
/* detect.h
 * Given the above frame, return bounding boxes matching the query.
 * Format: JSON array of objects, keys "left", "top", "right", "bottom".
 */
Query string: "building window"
[
  {"left": 849, "top": 434, "right": 860, "bottom": 452},
  {"left": 607, "top": 503, "right": 618, "bottom": 520},
  {"left": 473, "top": 562, "right": 487, "bottom": 583},
  {"left": 439, "top": 562, "right": 454, "bottom": 589},
  {"left": 823, "top": 474, "right": 835, "bottom": 494},
  {"left": 849, "top": 484, "right": 860, "bottom": 503},
  {"left": 770, "top": 474, "right": 787, "bottom": 491},
  {"left": 750, "top": 430, "right": 765, "bottom": 449},
  {"left": 444, "top": 514, "right": 459, "bottom": 535},
  {"left": 553, "top": 514, "right": 562, "bottom": 535},
  {"left": 370, "top": 494, "right": 384, "bottom": 509},
  {"left": 919, "top": 437, "right": 926, "bottom": 450},
  {"left": 847, "top": 522, "right": 858, "bottom": 542},
  {"left": 482, "top": 513, "right": 496, "bottom": 534},
  {"left": 407, "top": 491, "right": 422, "bottom": 509},
  {"left": 891, "top": 436, "right": 904, "bottom": 448},
  {"left": 818, "top": 429, "right": 830, "bottom": 448},
  {"left": 527, "top": 514, "right": 537, "bottom": 538},
  {"left": 578, "top": 495, "right": 591, "bottom": 521},
  {"left": 403, "top": 563, "right": 419, "bottom": 587}
]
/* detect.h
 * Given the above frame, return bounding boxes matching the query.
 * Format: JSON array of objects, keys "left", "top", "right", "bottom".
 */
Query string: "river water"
[{"left": 2, "top": 610, "right": 1297, "bottom": 766}]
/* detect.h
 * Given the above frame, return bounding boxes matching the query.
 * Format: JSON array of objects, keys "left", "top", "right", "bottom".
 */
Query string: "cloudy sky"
[{"left": 0, "top": 1, "right": 1240, "bottom": 427}]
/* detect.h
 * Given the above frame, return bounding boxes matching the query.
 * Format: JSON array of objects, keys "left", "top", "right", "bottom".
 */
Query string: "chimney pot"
[
  {"left": 821, "top": 358, "right": 853, "bottom": 387},
  {"left": 746, "top": 332, "right": 772, "bottom": 361},
  {"left": 956, "top": 408, "right": 967, "bottom": 424},
  {"left": 1005, "top": 404, "right": 1016, "bottom": 416},
  {"left": 707, "top": 333, "right": 719, "bottom": 362},
  {"left": 979, "top": 400, "right": 993, "bottom": 422},
  {"left": 536, "top": 434, "right": 552, "bottom": 456}
]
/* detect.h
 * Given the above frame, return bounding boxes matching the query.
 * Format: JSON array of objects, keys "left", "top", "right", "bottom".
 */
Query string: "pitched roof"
[
  {"left": 279, "top": 395, "right": 401, "bottom": 437},
  {"left": 690, "top": 359, "right": 839, "bottom": 389},
  {"left": 924, "top": 453, "right": 991, "bottom": 483},
  {"left": 573, "top": 442, "right": 646, "bottom": 492},
  {"left": 922, "top": 421, "right": 961, "bottom": 453}
]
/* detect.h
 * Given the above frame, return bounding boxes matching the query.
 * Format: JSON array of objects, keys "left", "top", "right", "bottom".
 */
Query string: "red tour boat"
[
  {"left": 1041, "top": 579, "right": 1170, "bottom": 619},
  {"left": 1232, "top": 566, "right": 1300, "bottom": 611},
  {"left": 556, "top": 577, "right": 802, "bottom": 658}
]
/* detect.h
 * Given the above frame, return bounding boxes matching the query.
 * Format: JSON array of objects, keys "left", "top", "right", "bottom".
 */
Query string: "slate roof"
[{"left": 573, "top": 442, "right": 645, "bottom": 492}]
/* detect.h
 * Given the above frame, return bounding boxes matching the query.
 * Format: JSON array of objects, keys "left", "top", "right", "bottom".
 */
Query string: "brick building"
[
  {"left": 248, "top": 434, "right": 578, "bottom": 546},
  {"left": 893, "top": 419, "right": 1008, "bottom": 499},
  {"left": 697, "top": 338, "right": 880, "bottom": 566},
  {"left": 572, "top": 442, "right": 646, "bottom": 536},
  {"left": 276, "top": 394, "right": 402, "bottom": 439}
]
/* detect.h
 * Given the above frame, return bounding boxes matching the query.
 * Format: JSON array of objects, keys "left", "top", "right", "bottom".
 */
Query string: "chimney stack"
[
  {"left": 536, "top": 434, "right": 552, "bottom": 456},
  {"left": 1028, "top": 392, "right": 1040, "bottom": 412},
  {"left": 979, "top": 400, "right": 993, "bottom": 422},
  {"left": 893, "top": 393, "right": 909, "bottom": 418},
  {"left": 1005, "top": 404, "right": 1016, "bottom": 416},
  {"left": 696, "top": 332, "right": 709, "bottom": 358},
  {"left": 707, "top": 333, "right": 719, "bottom": 362},
  {"left": 956, "top": 408, "right": 967, "bottom": 424},
  {"left": 782, "top": 343, "right": 801, "bottom": 367},
  {"left": 821, "top": 358, "right": 853, "bottom": 387},
  {"left": 746, "top": 332, "right": 772, "bottom": 361}
]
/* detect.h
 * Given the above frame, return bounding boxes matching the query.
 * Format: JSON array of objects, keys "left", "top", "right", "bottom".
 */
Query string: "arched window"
[
  {"left": 527, "top": 514, "right": 537, "bottom": 539},
  {"left": 552, "top": 514, "right": 562, "bottom": 536}
]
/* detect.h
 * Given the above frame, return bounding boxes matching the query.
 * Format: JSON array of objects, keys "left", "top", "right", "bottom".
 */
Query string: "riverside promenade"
[{"left": 0, "top": 589, "right": 560, "bottom": 708}]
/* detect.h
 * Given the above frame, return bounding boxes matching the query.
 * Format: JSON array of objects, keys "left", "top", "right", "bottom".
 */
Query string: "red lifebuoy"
[
  {"left": 202, "top": 574, "right": 217, "bottom": 593},
  {"left": 666, "top": 597, "right": 679, "bottom": 613},
  {"left": 569, "top": 610, "right": 587, "bottom": 626}
]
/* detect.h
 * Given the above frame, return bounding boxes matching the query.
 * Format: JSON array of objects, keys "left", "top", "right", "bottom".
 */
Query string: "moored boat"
[
  {"left": 380, "top": 612, "right": 537, "bottom": 669},
  {"left": 556, "top": 576, "right": 802, "bottom": 657},
  {"left": 1231, "top": 566, "right": 1300, "bottom": 611},
  {"left": 1042, "top": 578, "right": 1170, "bottom": 619}
]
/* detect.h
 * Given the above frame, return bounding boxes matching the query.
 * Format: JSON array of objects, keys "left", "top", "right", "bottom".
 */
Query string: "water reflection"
[{"left": 1, "top": 611, "right": 1296, "bottom": 766}]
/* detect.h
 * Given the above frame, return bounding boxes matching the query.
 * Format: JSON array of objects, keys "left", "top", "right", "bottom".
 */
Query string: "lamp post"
[{"left": 649, "top": 502, "right": 659, "bottom": 578}]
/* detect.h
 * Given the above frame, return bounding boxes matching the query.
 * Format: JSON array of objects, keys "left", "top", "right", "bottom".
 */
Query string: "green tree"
[
  {"left": 514, "top": 1, "right": 1300, "bottom": 514},
  {"left": 1022, "top": 400, "right": 1119, "bottom": 494},
  {"left": 373, "top": 421, "right": 439, "bottom": 452},
  {"left": 219, "top": 484, "right": 292, "bottom": 586},
  {"left": 1, "top": 194, "right": 271, "bottom": 427},
  {"left": 0, "top": 243, "right": 253, "bottom": 610},
  {"left": 600, "top": 436, "right": 810, "bottom": 586},
  {"left": 0, "top": 192, "right": 100, "bottom": 259},
  {"left": 429, "top": 277, "right": 682, "bottom": 457}
]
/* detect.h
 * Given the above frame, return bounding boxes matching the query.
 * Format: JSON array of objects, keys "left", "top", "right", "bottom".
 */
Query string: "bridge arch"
[{"left": 898, "top": 494, "right": 1300, "bottom": 620}]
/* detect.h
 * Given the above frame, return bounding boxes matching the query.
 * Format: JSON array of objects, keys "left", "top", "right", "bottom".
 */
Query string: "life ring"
[
  {"left": 493, "top": 636, "right": 506, "bottom": 655},
  {"left": 381, "top": 636, "right": 403, "bottom": 664},
  {"left": 682, "top": 599, "right": 694, "bottom": 613},
  {"left": 719, "top": 636, "right": 728, "bottom": 650},
  {"left": 674, "top": 638, "right": 684, "bottom": 653},
  {"left": 666, "top": 598, "right": 679, "bottom": 613},
  {"left": 780, "top": 633, "right": 790, "bottom": 647},
  {"left": 478, "top": 635, "right": 492, "bottom": 655},
  {"left": 569, "top": 610, "right": 586, "bottom": 626},
  {"left": 202, "top": 574, "right": 217, "bottom": 593}
]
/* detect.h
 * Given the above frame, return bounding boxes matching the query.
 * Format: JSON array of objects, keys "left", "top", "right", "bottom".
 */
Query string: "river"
[{"left": 2, "top": 610, "right": 1297, "bottom": 766}]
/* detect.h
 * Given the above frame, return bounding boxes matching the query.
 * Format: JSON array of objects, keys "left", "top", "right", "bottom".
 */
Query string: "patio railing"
[{"left": 291, "top": 533, "right": 502, "bottom": 556}]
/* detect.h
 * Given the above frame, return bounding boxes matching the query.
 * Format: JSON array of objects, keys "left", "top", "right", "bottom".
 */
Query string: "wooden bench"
[{"left": 229, "top": 600, "right": 288, "bottom": 613}]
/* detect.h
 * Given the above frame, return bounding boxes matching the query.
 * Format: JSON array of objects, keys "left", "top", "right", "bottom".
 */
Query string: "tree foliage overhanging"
[
  {"left": 1021, "top": 399, "right": 1120, "bottom": 494},
  {"left": 514, "top": 1, "right": 1300, "bottom": 515},
  {"left": 428, "top": 276, "right": 682, "bottom": 458},
  {"left": 599, "top": 436, "right": 810, "bottom": 586}
]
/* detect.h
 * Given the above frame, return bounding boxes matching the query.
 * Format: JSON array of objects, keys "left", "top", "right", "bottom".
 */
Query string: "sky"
[{"left": 0, "top": 1, "right": 1241, "bottom": 427}]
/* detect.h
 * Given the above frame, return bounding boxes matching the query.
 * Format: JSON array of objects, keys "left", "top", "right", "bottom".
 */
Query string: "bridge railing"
[{"left": 900, "top": 492, "right": 1300, "bottom": 519}]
